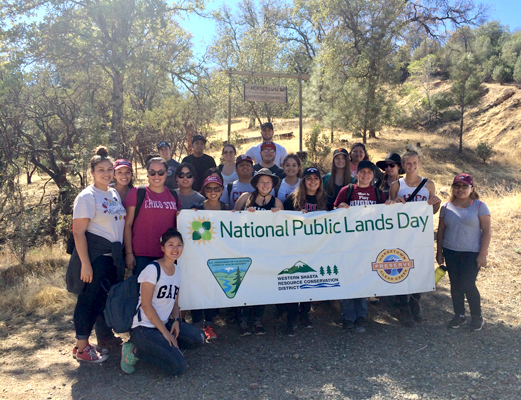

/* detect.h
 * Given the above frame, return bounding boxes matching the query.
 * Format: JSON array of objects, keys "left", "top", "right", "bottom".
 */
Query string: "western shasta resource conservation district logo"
[
  {"left": 207, "top": 258, "right": 252, "bottom": 299},
  {"left": 187, "top": 216, "right": 216, "bottom": 245},
  {"left": 371, "top": 249, "right": 414, "bottom": 283},
  {"left": 277, "top": 260, "right": 340, "bottom": 291}
]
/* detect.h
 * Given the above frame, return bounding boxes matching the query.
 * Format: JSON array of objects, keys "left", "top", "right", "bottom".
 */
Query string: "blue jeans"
[
  {"left": 341, "top": 298, "right": 368, "bottom": 322},
  {"left": 130, "top": 320, "right": 205, "bottom": 376},
  {"left": 134, "top": 256, "right": 157, "bottom": 276}
]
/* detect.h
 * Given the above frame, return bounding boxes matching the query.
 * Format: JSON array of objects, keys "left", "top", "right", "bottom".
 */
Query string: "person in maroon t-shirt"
[
  {"left": 124, "top": 157, "right": 182, "bottom": 276},
  {"left": 334, "top": 160, "right": 387, "bottom": 209}
]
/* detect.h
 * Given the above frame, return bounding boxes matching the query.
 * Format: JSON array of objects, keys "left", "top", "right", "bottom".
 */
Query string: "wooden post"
[
  {"left": 228, "top": 69, "right": 232, "bottom": 144},
  {"left": 299, "top": 77, "right": 303, "bottom": 152}
]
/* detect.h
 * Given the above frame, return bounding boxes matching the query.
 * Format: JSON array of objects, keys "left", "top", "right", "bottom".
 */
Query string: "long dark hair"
[
  {"left": 293, "top": 176, "right": 326, "bottom": 211},
  {"left": 326, "top": 153, "right": 351, "bottom": 196},
  {"left": 282, "top": 154, "right": 302, "bottom": 178}
]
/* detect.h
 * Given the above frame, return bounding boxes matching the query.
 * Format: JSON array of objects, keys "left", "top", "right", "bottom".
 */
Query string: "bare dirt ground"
[{"left": 2, "top": 112, "right": 521, "bottom": 399}]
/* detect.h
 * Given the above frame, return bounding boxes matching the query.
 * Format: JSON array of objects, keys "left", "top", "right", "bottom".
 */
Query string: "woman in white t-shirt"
[
  {"left": 276, "top": 154, "right": 302, "bottom": 202},
  {"left": 71, "top": 146, "right": 126, "bottom": 363},
  {"left": 219, "top": 144, "right": 239, "bottom": 186},
  {"left": 389, "top": 149, "right": 441, "bottom": 327},
  {"left": 121, "top": 228, "right": 205, "bottom": 375}
]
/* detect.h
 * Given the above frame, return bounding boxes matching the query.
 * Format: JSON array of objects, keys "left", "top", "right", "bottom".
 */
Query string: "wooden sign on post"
[{"left": 244, "top": 84, "right": 288, "bottom": 103}]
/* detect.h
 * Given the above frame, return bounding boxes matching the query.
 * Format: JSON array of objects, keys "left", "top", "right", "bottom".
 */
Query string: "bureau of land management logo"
[
  {"left": 371, "top": 249, "right": 414, "bottom": 283},
  {"left": 187, "top": 216, "right": 216, "bottom": 245}
]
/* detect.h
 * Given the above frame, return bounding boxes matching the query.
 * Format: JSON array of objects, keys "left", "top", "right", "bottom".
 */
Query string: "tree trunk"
[
  {"left": 459, "top": 104, "right": 464, "bottom": 153},
  {"left": 111, "top": 69, "right": 125, "bottom": 157},
  {"left": 369, "top": 129, "right": 376, "bottom": 138}
]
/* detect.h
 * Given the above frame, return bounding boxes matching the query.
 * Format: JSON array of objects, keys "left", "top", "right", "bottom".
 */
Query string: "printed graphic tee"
[
  {"left": 125, "top": 187, "right": 180, "bottom": 257},
  {"left": 334, "top": 185, "right": 386, "bottom": 207},
  {"left": 73, "top": 185, "right": 126, "bottom": 243},
  {"left": 132, "top": 263, "right": 181, "bottom": 328}
]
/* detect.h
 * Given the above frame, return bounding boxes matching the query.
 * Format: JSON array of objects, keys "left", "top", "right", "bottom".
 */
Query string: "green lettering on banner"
[
  {"left": 419, "top": 216, "right": 428, "bottom": 232},
  {"left": 344, "top": 217, "right": 354, "bottom": 233},
  {"left": 275, "top": 225, "right": 284, "bottom": 237},
  {"left": 304, "top": 224, "right": 313, "bottom": 236},
  {"left": 397, "top": 212, "right": 409, "bottom": 228},
  {"left": 375, "top": 214, "right": 385, "bottom": 230},
  {"left": 293, "top": 220, "right": 303, "bottom": 235},
  {"left": 364, "top": 219, "right": 375, "bottom": 231},
  {"left": 410, "top": 216, "right": 420, "bottom": 228},
  {"left": 355, "top": 220, "right": 364, "bottom": 232},
  {"left": 333, "top": 222, "right": 341, "bottom": 233},
  {"left": 234, "top": 226, "right": 243, "bottom": 238},
  {"left": 221, "top": 221, "right": 232, "bottom": 238},
  {"left": 314, "top": 219, "right": 324, "bottom": 235},
  {"left": 255, "top": 225, "right": 265, "bottom": 237},
  {"left": 385, "top": 217, "right": 394, "bottom": 229}
]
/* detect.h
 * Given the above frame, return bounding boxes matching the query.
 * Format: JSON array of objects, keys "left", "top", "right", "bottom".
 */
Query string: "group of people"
[{"left": 66, "top": 122, "right": 491, "bottom": 377}]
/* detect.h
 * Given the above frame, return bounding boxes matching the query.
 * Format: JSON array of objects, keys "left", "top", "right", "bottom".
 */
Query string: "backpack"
[
  {"left": 104, "top": 261, "right": 161, "bottom": 333},
  {"left": 133, "top": 186, "right": 180, "bottom": 227},
  {"left": 344, "top": 184, "right": 383, "bottom": 205}
]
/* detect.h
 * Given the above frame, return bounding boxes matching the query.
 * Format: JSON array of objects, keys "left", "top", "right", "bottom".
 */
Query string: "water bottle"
[{"left": 435, "top": 264, "right": 447, "bottom": 285}]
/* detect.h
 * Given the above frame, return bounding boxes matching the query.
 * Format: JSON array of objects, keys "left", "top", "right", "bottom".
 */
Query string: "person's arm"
[
  {"left": 272, "top": 198, "right": 283, "bottom": 212},
  {"left": 436, "top": 216, "right": 446, "bottom": 265},
  {"left": 477, "top": 214, "right": 491, "bottom": 269},
  {"left": 333, "top": 186, "right": 349, "bottom": 209},
  {"left": 124, "top": 206, "right": 136, "bottom": 270},
  {"left": 234, "top": 192, "right": 250, "bottom": 211},
  {"left": 169, "top": 294, "right": 181, "bottom": 339},
  {"left": 389, "top": 180, "right": 401, "bottom": 201},
  {"left": 140, "top": 281, "right": 179, "bottom": 347},
  {"left": 73, "top": 218, "right": 93, "bottom": 283},
  {"left": 426, "top": 180, "right": 441, "bottom": 214}
]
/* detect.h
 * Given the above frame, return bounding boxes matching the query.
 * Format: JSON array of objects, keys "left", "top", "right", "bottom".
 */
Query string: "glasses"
[
  {"left": 205, "top": 186, "right": 223, "bottom": 193},
  {"left": 261, "top": 148, "right": 275, "bottom": 153},
  {"left": 452, "top": 184, "right": 471, "bottom": 189},
  {"left": 385, "top": 163, "right": 397, "bottom": 168},
  {"left": 223, "top": 150, "right": 235, "bottom": 155},
  {"left": 148, "top": 170, "right": 166, "bottom": 176},
  {"left": 177, "top": 172, "right": 194, "bottom": 179}
]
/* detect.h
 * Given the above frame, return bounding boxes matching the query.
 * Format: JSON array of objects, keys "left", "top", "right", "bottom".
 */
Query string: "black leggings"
[
  {"left": 73, "top": 256, "right": 117, "bottom": 340},
  {"left": 443, "top": 248, "right": 481, "bottom": 317}
]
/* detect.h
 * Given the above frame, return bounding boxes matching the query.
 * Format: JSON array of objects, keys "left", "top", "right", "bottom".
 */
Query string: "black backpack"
[
  {"left": 133, "top": 186, "right": 180, "bottom": 227},
  {"left": 104, "top": 261, "right": 161, "bottom": 333}
]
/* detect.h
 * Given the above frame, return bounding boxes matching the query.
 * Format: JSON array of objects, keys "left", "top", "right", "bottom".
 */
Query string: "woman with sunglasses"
[
  {"left": 174, "top": 162, "right": 205, "bottom": 210},
  {"left": 124, "top": 157, "right": 182, "bottom": 276},
  {"left": 437, "top": 174, "right": 491, "bottom": 331},
  {"left": 376, "top": 153, "right": 404, "bottom": 198},
  {"left": 188, "top": 175, "right": 230, "bottom": 340},
  {"left": 219, "top": 144, "right": 238, "bottom": 186}
]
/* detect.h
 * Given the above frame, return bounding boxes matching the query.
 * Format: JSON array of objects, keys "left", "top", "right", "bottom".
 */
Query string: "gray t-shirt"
[
  {"left": 220, "top": 180, "right": 254, "bottom": 209},
  {"left": 73, "top": 185, "right": 126, "bottom": 243},
  {"left": 175, "top": 189, "right": 205, "bottom": 210},
  {"left": 440, "top": 200, "right": 490, "bottom": 253}
]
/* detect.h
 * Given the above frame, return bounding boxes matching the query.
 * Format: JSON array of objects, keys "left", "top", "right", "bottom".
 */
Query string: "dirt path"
[{"left": 1, "top": 268, "right": 520, "bottom": 400}]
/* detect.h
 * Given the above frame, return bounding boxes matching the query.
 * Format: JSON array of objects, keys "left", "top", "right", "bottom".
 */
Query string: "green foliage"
[
  {"left": 305, "top": 125, "right": 331, "bottom": 169},
  {"left": 476, "top": 142, "right": 494, "bottom": 164},
  {"left": 492, "top": 64, "right": 513, "bottom": 83},
  {"left": 514, "top": 56, "right": 521, "bottom": 83}
]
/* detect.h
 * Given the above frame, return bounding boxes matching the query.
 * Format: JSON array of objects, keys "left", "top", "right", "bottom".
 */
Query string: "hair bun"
[{"left": 95, "top": 146, "right": 109, "bottom": 157}]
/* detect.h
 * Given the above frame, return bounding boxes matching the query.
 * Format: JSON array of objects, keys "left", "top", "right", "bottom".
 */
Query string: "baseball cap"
[
  {"left": 303, "top": 167, "right": 321, "bottom": 179},
  {"left": 261, "top": 141, "right": 276, "bottom": 151},
  {"left": 236, "top": 155, "right": 253, "bottom": 166},
  {"left": 114, "top": 159, "right": 132, "bottom": 171},
  {"left": 202, "top": 175, "right": 223, "bottom": 188},
  {"left": 333, "top": 148, "right": 349, "bottom": 158},
  {"left": 453, "top": 173, "right": 473, "bottom": 186},
  {"left": 261, "top": 122, "right": 274, "bottom": 131},
  {"left": 191, "top": 135, "right": 206, "bottom": 144},
  {"left": 157, "top": 141, "right": 170, "bottom": 150},
  {"left": 357, "top": 160, "right": 376, "bottom": 173}
]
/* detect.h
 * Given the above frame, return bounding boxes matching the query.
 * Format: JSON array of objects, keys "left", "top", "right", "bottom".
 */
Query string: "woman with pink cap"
[
  {"left": 112, "top": 159, "right": 133, "bottom": 203},
  {"left": 437, "top": 174, "right": 491, "bottom": 331}
]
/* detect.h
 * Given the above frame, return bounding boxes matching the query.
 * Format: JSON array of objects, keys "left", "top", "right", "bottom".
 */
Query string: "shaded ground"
[{"left": 1, "top": 270, "right": 521, "bottom": 400}]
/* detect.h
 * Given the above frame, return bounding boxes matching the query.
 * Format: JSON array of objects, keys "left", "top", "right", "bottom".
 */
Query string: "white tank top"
[{"left": 397, "top": 177, "right": 429, "bottom": 202}]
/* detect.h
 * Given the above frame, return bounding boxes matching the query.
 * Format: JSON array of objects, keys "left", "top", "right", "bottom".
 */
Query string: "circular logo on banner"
[
  {"left": 371, "top": 249, "right": 414, "bottom": 284},
  {"left": 187, "top": 216, "right": 216, "bottom": 245}
]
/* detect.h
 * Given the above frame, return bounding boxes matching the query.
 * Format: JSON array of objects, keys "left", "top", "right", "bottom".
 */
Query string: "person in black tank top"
[{"left": 234, "top": 168, "right": 283, "bottom": 336}]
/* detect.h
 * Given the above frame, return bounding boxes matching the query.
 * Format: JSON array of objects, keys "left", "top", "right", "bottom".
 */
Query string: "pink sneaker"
[
  {"left": 75, "top": 344, "right": 109, "bottom": 363},
  {"left": 204, "top": 326, "right": 217, "bottom": 340},
  {"left": 73, "top": 345, "right": 108, "bottom": 358}
]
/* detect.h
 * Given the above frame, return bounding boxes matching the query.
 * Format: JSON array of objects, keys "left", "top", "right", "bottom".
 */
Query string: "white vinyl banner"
[{"left": 176, "top": 203, "right": 435, "bottom": 310}]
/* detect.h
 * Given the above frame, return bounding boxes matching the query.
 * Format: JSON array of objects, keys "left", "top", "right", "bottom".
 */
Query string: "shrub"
[
  {"left": 305, "top": 125, "right": 331, "bottom": 170},
  {"left": 477, "top": 142, "right": 494, "bottom": 164},
  {"left": 492, "top": 64, "right": 513, "bottom": 83}
]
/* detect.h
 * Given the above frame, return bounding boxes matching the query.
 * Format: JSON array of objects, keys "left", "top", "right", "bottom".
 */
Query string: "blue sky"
[{"left": 183, "top": 0, "right": 520, "bottom": 56}]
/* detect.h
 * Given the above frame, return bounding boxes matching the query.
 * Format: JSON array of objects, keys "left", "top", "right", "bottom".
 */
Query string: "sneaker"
[
  {"left": 75, "top": 344, "right": 108, "bottom": 363},
  {"left": 354, "top": 317, "right": 367, "bottom": 333},
  {"left": 73, "top": 346, "right": 108, "bottom": 359},
  {"left": 284, "top": 322, "right": 296, "bottom": 337},
  {"left": 254, "top": 322, "right": 266, "bottom": 336},
  {"left": 120, "top": 342, "right": 137, "bottom": 374},
  {"left": 448, "top": 315, "right": 466, "bottom": 329},
  {"left": 204, "top": 326, "right": 217, "bottom": 340},
  {"left": 470, "top": 316, "right": 484, "bottom": 331},
  {"left": 299, "top": 315, "right": 313, "bottom": 329},
  {"left": 342, "top": 320, "right": 355, "bottom": 330},
  {"left": 239, "top": 322, "right": 251, "bottom": 336}
]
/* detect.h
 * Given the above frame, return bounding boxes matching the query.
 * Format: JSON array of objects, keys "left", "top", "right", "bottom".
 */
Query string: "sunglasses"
[
  {"left": 177, "top": 172, "right": 194, "bottom": 179},
  {"left": 148, "top": 170, "right": 166, "bottom": 176},
  {"left": 223, "top": 150, "right": 235, "bottom": 155},
  {"left": 205, "top": 186, "right": 223, "bottom": 193},
  {"left": 385, "top": 163, "right": 397, "bottom": 168}
]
